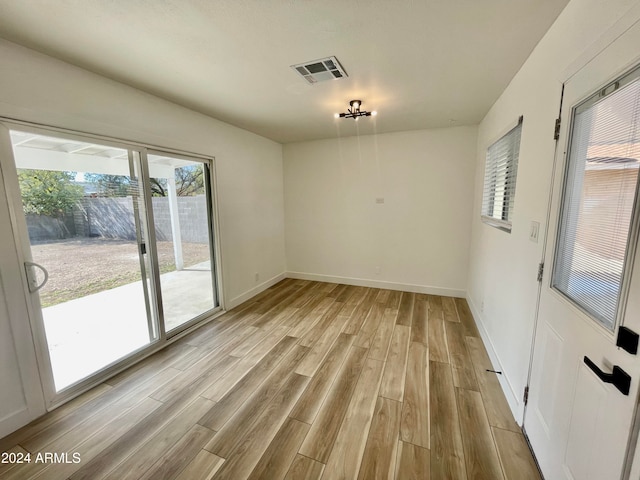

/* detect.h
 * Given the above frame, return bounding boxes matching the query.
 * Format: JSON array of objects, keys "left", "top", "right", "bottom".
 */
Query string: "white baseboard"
[
  {"left": 466, "top": 294, "right": 524, "bottom": 425},
  {"left": 286, "top": 271, "right": 465, "bottom": 298},
  {"left": 0, "top": 407, "right": 34, "bottom": 440},
  {"left": 227, "top": 272, "right": 287, "bottom": 310}
]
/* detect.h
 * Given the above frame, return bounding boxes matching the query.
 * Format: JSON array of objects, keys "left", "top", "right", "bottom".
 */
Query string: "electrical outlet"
[
  {"left": 375, "top": 266, "right": 381, "bottom": 275},
  {"left": 481, "top": 300, "right": 485, "bottom": 313},
  {"left": 375, "top": 197, "right": 385, "bottom": 204},
  {"left": 254, "top": 272, "right": 260, "bottom": 282}
]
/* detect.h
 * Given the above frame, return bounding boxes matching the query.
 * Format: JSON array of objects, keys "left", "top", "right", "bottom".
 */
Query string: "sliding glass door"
[
  {"left": 147, "top": 152, "right": 218, "bottom": 333},
  {"left": 0, "top": 123, "right": 220, "bottom": 402}
]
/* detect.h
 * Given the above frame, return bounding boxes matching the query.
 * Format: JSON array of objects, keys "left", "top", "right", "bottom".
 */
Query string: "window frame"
[
  {"left": 481, "top": 116, "right": 523, "bottom": 233},
  {"left": 550, "top": 64, "right": 640, "bottom": 332}
]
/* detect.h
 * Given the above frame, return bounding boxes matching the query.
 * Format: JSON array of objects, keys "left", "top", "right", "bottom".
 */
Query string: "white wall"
[
  {"left": 284, "top": 127, "right": 477, "bottom": 296},
  {"left": 0, "top": 39, "right": 286, "bottom": 436},
  {"left": 466, "top": 0, "right": 640, "bottom": 421}
]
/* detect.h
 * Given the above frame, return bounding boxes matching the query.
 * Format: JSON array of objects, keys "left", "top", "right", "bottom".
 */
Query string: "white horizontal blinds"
[
  {"left": 553, "top": 71, "right": 640, "bottom": 330},
  {"left": 481, "top": 118, "right": 522, "bottom": 229}
]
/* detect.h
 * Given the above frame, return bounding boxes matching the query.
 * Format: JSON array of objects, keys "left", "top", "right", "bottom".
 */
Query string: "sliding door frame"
[{"left": 0, "top": 117, "right": 225, "bottom": 409}]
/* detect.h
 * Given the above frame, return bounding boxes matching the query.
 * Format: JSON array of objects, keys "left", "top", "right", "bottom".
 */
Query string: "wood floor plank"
[
  {"left": 369, "top": 308, "right": 397, "bottom": 361},
  {"left": 427, "top": 295, "right": 444, "bottom": 322},
  {"left": 343, "top": 289, "right": 378, "bottom": 335},
  {"left": 400, "top": 342, "right": 429, "bottom": 449},
  {"left": 253, "top": 284, "right": 301, "bottom": 315},
  {"left": 298, "top": 346, "right": 368, "bottom": 463},
  {"left": 428, "top": 316, "right": 450, "bottom": 364},
  {"left": 227, "top": 324, "right": 281, "bottom": 358},
  {"left": 396, "top": 292, "right": 415, "bottom": 326},
  {"left": 410, "top": 296, "right": 428, "bottom": 345},
  {"left": 454, "top": 298, "right": 480, "bottom": 337},
  {"left": 202, "top": 345, "right": 308, "bottom": 456},
  {"left": 252, "top": 305, "right": 299, "bottom": 330},
  {"left": 288, "top": 283, "right": 323, "bottom": 308},
  {"left": 0, "top": 384, "right": 113, "bottom": 453},
  {"left": 200, "top": 330, "right": 296, "bottom": 402},
  {"left": 465, "top": 337, "right": 520, "bottom": 432},
  {"left": 445, "top": 321, "right": 478, "bottom": 391},
  {"left": 456, "top": 388, "right": 505, "bottom": 480},
  {"left": 385, "top": 290, "right": 402, "bottom": 310},
  {"left": 0, "top": 446, "right": 27, "bottom": 477},
  {"left": 137, "top": 424, "right": 215, "bottom": 480},
  {"left": 346, "top": 286, "right": 369, "bottom": 306},
  {"left": 375, "top": 288, "right": 391, "bottom": 303},
  {"left": 492, "top": 427, "right": 541, "bottom": 480},
  {"left": 395, "top": 441, "right": 430, "bottom": 480},
  {"left": 288, "top": 291, "right": 331, "bottom": 322},
  {"left": 357, "top": 397, "right": 401, "bottom": 480},
  {"left": 149, "top": 354, "right": 236, "bottom": 404},
  {"left": 247, "top": 417, "right": 310, "bottom": 480},
  {"left": 207, "top": 374, "right": 309, "bottom": 480},
  {"left": 284, "top": 454, "right": 324, "bottom": 480},
  {"left": 430, "top": 361, "right": 466, "bottom": 480},
  {"left": 442, "top": 296, "right": 459, "bottom": 323},
  {"left": 23, "top": 398, "right": 163, "bottom": 480},
  {"left": 290, "top": 333, "right": 355, "bottom": 424},
  {"left": 295, "top": 314, "right": 349, "bottom": 377},
  {"left": 299, "top": 301, "right": 343, "bottom": 348},
  {"left": 68, "top": 361, "right": 226, "bottom": 480},
  {"left": 21, "top": 368, "right": 177, "bottom": 465},
  {"left": 102, "top": 397, "right": 215, "bottom": 480},
  {"left": 354, "top": 303, "right": 385, "bottom": 348},
  {"left": 175, "top": 450, "right": 224, "bottom": 480},
  {"left": 328, "top": 283, "right": 349, "bottom": 299},
  {"left": 288, "top": 312, "right": 323, "bottom": 339},
  {"left": 379, "top": 325, "right": 411, "bottom": 402},
  {"left": 322, "top": 358, "right": 385, "bottom": 480},
  {"left": 23, "top": 366, "right": 181, "bottom": 453},
  {"left": 334, "top": 284, "right": 357, "bottom": 303}
]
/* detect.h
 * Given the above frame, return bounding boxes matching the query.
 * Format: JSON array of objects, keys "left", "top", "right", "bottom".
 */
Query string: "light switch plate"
[{"left": 530, "top": 221, "right": 540, "bottom": 243}]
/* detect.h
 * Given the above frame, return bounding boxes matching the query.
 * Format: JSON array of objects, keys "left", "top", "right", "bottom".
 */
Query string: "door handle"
[
  {"left": 583, "top": 356, "right": 631, "bottom": 395},
  {"left": 24, "top": 261, "right": 49, "bottom": 293}
]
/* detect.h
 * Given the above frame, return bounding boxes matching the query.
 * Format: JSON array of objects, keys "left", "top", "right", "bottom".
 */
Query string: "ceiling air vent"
[{"left": 291, "top": 56, "right": 348, "bottom": 85}]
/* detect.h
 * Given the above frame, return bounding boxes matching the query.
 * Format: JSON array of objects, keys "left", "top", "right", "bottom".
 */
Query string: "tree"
[
  {"left": 83, "top": 173, "right": 133, "bottom": 197},
  {"left": 174, "top": 164, "right": 204, "bottom": 196},
  {"left": 84, "top": 165, "right": 204, "bottom": 197},
  {"left": 18, "top": 169, "right": 84, "bottom": 217}
]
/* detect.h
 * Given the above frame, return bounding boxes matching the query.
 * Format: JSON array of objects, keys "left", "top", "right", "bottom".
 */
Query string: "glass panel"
[
  {"left": 552, "top": 72, "right": 640, "bottom": 330},
  {"left": 10, "top": 130, "right": 156, "bottom": 391},
  {"left": 147, "top": 153, "right": 217, "bottom": 332}
]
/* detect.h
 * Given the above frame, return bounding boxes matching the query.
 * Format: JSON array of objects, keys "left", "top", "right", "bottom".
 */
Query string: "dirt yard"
[{"left": 30, "top": 238, "right": 211, "bottom": 307}]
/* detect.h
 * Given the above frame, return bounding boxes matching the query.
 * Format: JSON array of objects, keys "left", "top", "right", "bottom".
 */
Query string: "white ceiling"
[{"left": 0, "top": 0, "right": 570, "bottom": 144}]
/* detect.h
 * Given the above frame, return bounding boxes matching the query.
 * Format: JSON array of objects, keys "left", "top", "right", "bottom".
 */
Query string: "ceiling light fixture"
[{"left": 336, "top": 100, "right": 376, "bottom": 120}]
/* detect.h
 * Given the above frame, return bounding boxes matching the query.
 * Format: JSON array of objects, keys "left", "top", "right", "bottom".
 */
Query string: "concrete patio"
[{"left": 43, "top": 262, "right": 215, "bottom": 390}]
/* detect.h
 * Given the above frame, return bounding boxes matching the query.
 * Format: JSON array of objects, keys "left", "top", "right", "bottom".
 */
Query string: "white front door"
[{"left": 524, "top": 21, "right": 640, "bottom": 480}]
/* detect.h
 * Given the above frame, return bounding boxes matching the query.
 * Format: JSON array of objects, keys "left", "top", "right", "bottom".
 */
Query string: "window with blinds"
[
  {"left": 552, "top": 65, "right": 640, "bottom": 331},
  {"left": 481, "top": 117, "right": 523, "bottom": 232}
]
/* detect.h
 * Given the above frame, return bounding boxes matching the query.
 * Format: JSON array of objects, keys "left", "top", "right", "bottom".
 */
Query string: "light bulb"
[
  {"left": 371, "top": 111, "right": 377, "bottom": 116},
  {"left": 334, "top": 113, "right": 340, "bottom": 118}
]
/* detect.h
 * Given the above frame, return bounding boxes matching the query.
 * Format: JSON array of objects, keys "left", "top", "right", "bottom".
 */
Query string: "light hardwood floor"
[{"left": 0, "top": 279, "right": 541, "bottom": 480}]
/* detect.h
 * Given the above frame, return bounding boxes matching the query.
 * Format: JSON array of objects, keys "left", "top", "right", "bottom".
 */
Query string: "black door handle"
[{"left": 583, "top": 356, "right": 631, "bottom": 395}]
